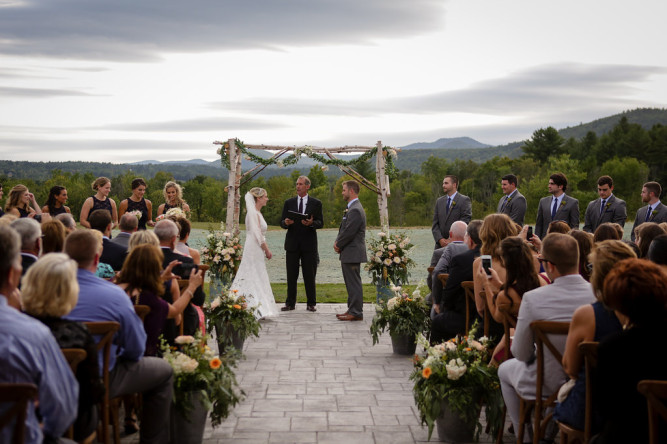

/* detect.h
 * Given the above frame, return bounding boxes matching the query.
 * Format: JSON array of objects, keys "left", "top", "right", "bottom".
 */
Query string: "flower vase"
[
  {"left": 170, "top": 390, "right": 208, "bottom": 444},
  {"left": 376, "top": 280, "right": 393, "bottom": 304},
  {"left": 390, "top": 332, "right": 417, "bottom": 355},
  {"left": 209, "top": 275, "right": 228, "bottom": 301},
  {"left": 435, "top": 400, "right": 477, "bottom": 443},
  {"left": 215, "top": 322, "right": 245, "bottom": 355}
]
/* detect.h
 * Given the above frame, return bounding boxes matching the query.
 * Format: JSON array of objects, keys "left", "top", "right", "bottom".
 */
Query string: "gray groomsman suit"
[
  {"left": 631, "top": 201, "right": 667, "bottom": 241},
  {"left": 431, "top": 192, "right": 472, "bottom": 247},
  {"left": 335, "top": 199, "right": 367, "bottom": 318},
  {"left": 582, "top": 195, "right": 627, "bottom": 233},
  {"left": 535, "top": 194, "right": 580, "bottom": 239},
  {"left": 497, "top": 189, "right": 527, "bottom": 226}
]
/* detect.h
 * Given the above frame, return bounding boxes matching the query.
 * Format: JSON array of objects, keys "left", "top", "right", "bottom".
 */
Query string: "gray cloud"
[
  {"left": 0, "top": 86, "right": 98, "bottom": 98},
  {"left": 95, "top": 116, "right": 289, "bottom": 132},
  {"left": 0, "top": 0, "right": 445, "bottom": 62}
]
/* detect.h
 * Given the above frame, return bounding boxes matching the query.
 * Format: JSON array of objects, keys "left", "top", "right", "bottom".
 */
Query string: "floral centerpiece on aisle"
[
  {"left": 160, "top": 332, "right": 244, "bottom": 427},
  {"left": 410, "top": 323, "right": 504, "bottom": 441},
  {"left": 365, "top": 231, "right": 415, "bottom": 291},
  {"left": 204, "top": 288, "right": 261, "bottom": 352},
  {"left": 200, "top": 222, "right": 242, "bottom": 284},
  {"left": 370, "top": 284, "right": 430, "bottom": 349},
  {"left": 156, "top": 207, "right": 188, "bottom": 221}
]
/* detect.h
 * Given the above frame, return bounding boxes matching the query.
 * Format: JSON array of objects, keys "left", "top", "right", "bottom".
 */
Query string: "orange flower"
[
  {"left": 209, "top": 358, "right": 222, "bottom": 369},
  {"left": 233, "top": 304, "right": 242, "bottom": 309},
  {"left": 422, "top": 367, "right": 432, "bottom": 379},
  {"left": 233, "top": 289, "right": 238, "bottom": 293},
  {"left": 465, "top": 347, "right": 471, "bottom": 351}
]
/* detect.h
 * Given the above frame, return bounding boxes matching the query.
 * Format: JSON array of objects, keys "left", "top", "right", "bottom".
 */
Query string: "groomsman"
[
  {"left": 280, "top": 176, "right": 323, "bottom": 312},
  {"left": 431, "top": 175, "right": 472, "bottom": 248},
  {"left": 497, "top": 174, "right": 527, "bottom": 225},
  {"left": 583, "top": 175, "right": 627, "bottom": 233},
  {"left": 334, "top": 181, "right": 367, "bottom": 321},
  {"left": 535, "top": 173, "right": 580, "bottom": 239},
  {"left": 631, "top": 181, "right": 667, "bottom": 241}
]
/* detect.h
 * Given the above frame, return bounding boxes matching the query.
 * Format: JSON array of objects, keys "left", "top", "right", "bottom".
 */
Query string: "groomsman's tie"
[
  {"left": 501, "top": 195, "right": 509, "bottom": 212},
  {"left": 646, "top": 205, "right": 653, "bottom": 222},
  {"left": 551, "top": 198, "right": 558, "bottom": 219},
  {"left": 445, "top": 197, "right": 451, "bottom": 215},
  {"left": 599, "top": 199, "right": 606, "bottom": 216},
  {"left": 299, "top": 197, "right": 303, "bottom": 214}
]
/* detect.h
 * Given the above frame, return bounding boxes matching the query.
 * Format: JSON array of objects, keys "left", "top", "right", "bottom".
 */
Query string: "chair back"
[
  {"left": 580, "top": 341, "right": 599, "bottom": 443},
  {"left": 497, "top": 305, "right": 517, "bottom": 364},
  {"left": 461, "top": 281, "right": 475, "bottom": 333},
  {"left": 637, "top": 380, "right": 667, "bottom": 444},
  {"left": 0, "top": 383, "right": 38, "bottom": 444},
  {"left": 437, "top": 273, "right": 449, "bottom": 289},
  {"left": 427, "top": 266, "right": 434, "bottom": 274},
  {"left": 133, "top": 305, "right": 151, "bottom": 322},
  {"left": 60, "top": 348, "right": 87, "bottom": 439},
  {"left": 84, "top": 321, "right": 120, "bottom": 444},
  {"left": 530, "top": 320, "right": 570, "bottom": 444}
]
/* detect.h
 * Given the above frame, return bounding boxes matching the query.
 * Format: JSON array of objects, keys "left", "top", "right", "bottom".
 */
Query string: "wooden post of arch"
[
  {"left": 225, "top": 138, "right": 242, "bottom": 236},
  {"left": 375, "top": 141, "right": 390, "bottom": 232}
]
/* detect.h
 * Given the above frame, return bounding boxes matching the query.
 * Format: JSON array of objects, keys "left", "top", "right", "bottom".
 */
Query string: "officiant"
[{"left": 280, "top": 176, "right": 324, "bottom": 312}]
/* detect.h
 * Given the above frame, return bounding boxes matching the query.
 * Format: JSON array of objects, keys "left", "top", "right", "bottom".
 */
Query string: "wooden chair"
[
  {"left": 0, "top": 383, "right": 38, "bottom": 444},
  {"left": 427, "top": 266, "right": 434, "bottom": 274},
  {"left": 84, "top": 321, "right": 120, "bottom": 444},
  {"left": 133, "top": 304, "right": 150, "bottom": 322},
  {"left": 515, "top": 321, "right": 570, "bottom": 444},
  {"left": 461, "top": 281, "right": 490, "bottom": 337},
  {"left": 61, "top": 348, "right": 94, "bottom": 442},
  {"left": 437, "top": 273, "right": 449, "bottom": 289},
  {"left": 556, "top": 342, "right": 599, "bottom": 444},
  {"left": 637, "top": 380, "right": 667, "bottom": 444}
]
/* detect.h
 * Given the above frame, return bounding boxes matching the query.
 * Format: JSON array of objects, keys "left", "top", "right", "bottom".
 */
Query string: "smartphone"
[
  {"left": 527, "top": 226, "right": 533, "bottom": 239},
  {"left": 481, "top": 255, "right": 492, "bottom": 276},
  {"left": 173, "top": 263, "right": 198, "bottom": 279}
]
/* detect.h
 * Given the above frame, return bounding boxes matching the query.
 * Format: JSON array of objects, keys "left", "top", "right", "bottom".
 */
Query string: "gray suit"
[
  {"left": 110, "top": 231, "right": 132, "bottom": 250},
  {"left": 535, "top": 194, "right": 580, "bottom": 239},
  {"left": 498, "top": 274, "right": 595, "bottom": 435},
  {"left": 335, "top": 199, "right": 367, "bottom": 317},
  {"left": 631, "top": 201, "right": 667, "bottom": 241},
  {"left": 582, "top": 195, "right": 627, "bottom": 233},
  {"left": 431, "top": 193, "right": 472, "bottom": 247},
  {"left": 497, "top": 190, "right": 527, "bottom": 226}
]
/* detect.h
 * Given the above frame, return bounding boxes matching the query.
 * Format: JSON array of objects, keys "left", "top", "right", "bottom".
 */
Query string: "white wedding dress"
[{"left": 230, "top": 193, "right": 279, "bottom": 319}]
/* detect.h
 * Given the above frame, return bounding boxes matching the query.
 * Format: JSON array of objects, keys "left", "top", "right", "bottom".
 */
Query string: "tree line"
[{"left": 2, "top": 117, "right": 665, "bottom": 228}]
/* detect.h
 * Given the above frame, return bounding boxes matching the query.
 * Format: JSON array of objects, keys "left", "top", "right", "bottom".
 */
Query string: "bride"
[{"left": 230, "top": 188, "right": 279, "bottom": 319}]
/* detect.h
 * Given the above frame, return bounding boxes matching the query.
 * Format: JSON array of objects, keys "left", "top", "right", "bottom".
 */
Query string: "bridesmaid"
[
  {"left": 118, "top": 178, "right": 154, "bottom": 230},
  {"left": 41, "top": 186, "right": 71, "bottom": 217},
  {"left": 0, "top": 183, "right": 4, "bottom": 217},
  {"left": 157, "top": 181, "right": 190, "bottom": 217},
  {"left": 79, "top": 177, "right": 118, "bottom": 229},
  {"left": 4, "top": 184, "right": 43, "bottom": 220}
]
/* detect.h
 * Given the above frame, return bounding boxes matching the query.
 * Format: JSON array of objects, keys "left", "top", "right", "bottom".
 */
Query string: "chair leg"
[{"left": 496, "top": 405, "right": 507, "bottom": 444}]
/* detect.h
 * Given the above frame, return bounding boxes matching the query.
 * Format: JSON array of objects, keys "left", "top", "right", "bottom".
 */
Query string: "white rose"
[
  {"left": 387, "top": 297, "right": 398, "bottom": 310},
  {"left": 211, "top": 297, "right": 222, "bottom": 309},
  {"left": 374, "top": 257, "right": 382, "bottom": 263},
  {"left": 223, "top": 254, "right": 231, "bottom": 262},
  {"left": 393, "top": 257, "right": 401, "bottom": 264},
  {"left": 175, "top": 335, "right": 195, "bottom": 345},
  {"left": 223, "top": 232, "right": 231, "bottom": 237},
  {"left": 469, "top": 340, "right": 484, "bottom": 351},
  {"left": 378, "top": 232, "right": 386, "bottom": 238},
  {"left": 383, "top": 258, "right": 392, "bottom": 266},
  {"left": 388, "top": 243, "right": 397, "bottom": 251}
]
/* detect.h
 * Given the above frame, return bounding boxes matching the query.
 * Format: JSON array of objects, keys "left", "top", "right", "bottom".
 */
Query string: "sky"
[{"left": 1, "top": 0, "right": 666, "bottom": 163}]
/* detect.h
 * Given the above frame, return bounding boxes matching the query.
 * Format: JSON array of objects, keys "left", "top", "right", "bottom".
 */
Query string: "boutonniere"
[
  {"left": 451, "top": 201, "right": 456, "bottom": 207},
  {"left": 560, "top": 200, "right": 567, "bottom": 208},
  {"left": 343, "top": 208, "right": 349, "bottom": 215},
  {"left": 651, "top": 209, "right": 658, "bottom": 218},
  {"left": 506, "top": 196, "right": 513, "bottom": 203},
  {"left": 605, "top": 201, "right": 612, "bottom": 210}
]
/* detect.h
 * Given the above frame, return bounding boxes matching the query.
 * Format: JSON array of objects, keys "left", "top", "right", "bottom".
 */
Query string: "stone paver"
[{"left": 121, "top": 303, "right": 511, "bottom": 443}]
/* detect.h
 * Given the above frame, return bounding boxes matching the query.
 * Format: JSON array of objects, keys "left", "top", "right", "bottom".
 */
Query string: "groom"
[
  {"left": 334, "top": 180, "right": 367, "bottom": 321},
  {"left": 280, "top": 175, "right": 324, "bottom": 312}
]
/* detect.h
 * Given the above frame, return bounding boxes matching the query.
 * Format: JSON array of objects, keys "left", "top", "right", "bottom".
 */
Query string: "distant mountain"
[
  {"left": 400, "top": 137, "right": 491, "bottom": 150},
  {"left": 131, "top": 158, "right": 213, "bottom": 165},
  {"left": 557, "top": 108, "right": 667, "bottom": 140}
]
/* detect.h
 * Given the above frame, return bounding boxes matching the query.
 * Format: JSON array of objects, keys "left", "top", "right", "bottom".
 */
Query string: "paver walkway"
[{"left": 122, "top": 303, "right": 510, "bottom": 443}]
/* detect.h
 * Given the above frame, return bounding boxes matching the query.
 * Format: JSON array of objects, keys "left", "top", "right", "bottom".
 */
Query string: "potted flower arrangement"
[
  {"left": 410, "top": 323, "right": 504, "bottom": 442},
  {"left": 204, "top": 288, "right": 261, "bottom": 354},
  {"left": 200, "top": 222, "right": 242, "bottom": 297},
  {"left": 369, "top": 284, "right": 430, "bottom": 355},
  {"left": 365, "top": 231, "right": 415, "bottom": 302},
  {"left": 161, "top": 332, "right": 244, "bottom": 443}
]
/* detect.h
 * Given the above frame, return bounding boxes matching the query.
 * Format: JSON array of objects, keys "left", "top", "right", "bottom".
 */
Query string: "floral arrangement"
[
  {"left": 410, "top": 323, "right": 504, "bottom": 440},
  {"left": 160, "top": 332, "right": 244, "bottom": 427},
  {"left": 156, "top": 207, "right": 187, "bottom": 221},
  {"left": 204, "top": 288, "right": 261, "bottom": 346},
  {"left": 200, "top": 222, "right": 242, "bottom": 282},
  {"left": 365, "top": 231, "right": 415, "bottom": 287},
  {"left": 370, "top": 284, "right": 430, "bottom": 345},
  {"left": 127, "top": 209, "right": 142, "bottom": 220}
]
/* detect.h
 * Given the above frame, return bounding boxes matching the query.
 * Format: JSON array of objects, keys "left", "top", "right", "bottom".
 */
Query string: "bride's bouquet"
[{"left": 200, "top": 222, "right": 242, "bottom": 283}]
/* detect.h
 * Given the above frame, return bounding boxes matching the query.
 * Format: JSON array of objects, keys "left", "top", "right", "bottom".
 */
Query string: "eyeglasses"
[{"left": 538, "top": 257, "right": 556, "bottom": 266}]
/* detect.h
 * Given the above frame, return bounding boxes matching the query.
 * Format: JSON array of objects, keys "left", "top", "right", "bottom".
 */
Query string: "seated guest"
[
  {"left": 88, "top": 209, "right": 127, "bottom": 271},
  {"left": 554, "top": 240, "right": 636, "bottom": 432},
  {"left": 111, "top": 212, "right": 139, "bottom": 250},
  {"left": 90, "top": 230, "right": 115, "bottom": 280},
  {"left": 22, "top": 253, "right": 102, "bottom": 442},
  {"left": 430, "top": 221, "right": 468, "bottom": 315},
  {"left": 596, "top": 258, "right": 667, "bottom": 444},
  {"left": 547, "top": 220, "right": 572, "bottom": 235},
  {"left": 129, "top": 229, "right": 160, "bottom": 251},
  {"left": 155, "top": 219, "right": 206, "bottom": 336},
  {"left": 426, "top": 245, "right": 446, "bottom": 300},
  {"left": 41, "top": 219, "right": 67, "bottom": 254},
  {"left": 116, "top": 244, "right": 203, "bottom": 356},
  {"left": 0, "top": 182, "right": 3, "bottom": 217},
  {"left": 569, "top": 229, "right": 594, "bottom": 281},
  {"left": 55, "top": 212, "right": 77, "bottom": 234},
  {"left": 430, "top": 220, "right": 482, "bottom": 344},
  {"left": 593, "top": 222, "right": 622, "bottom": 243},
  {"left": 648, "top": 234, "right": 667, "bottom": 266},
  {"left": 64, "top": 229, "right": 173, "bottom": 443},
  {"left": 168, "top": 215, "right": 200, "bottom": 262},
  {"left": 0, "top": 226, "right": 78, "bottom": 444},
  {"left": 10, "top": 217, "right": 41, "bottom": 276},
  {"left": 498, "top": 233, "right": 595, "bottom": 441},
  {"left": 635, "top": 222, "right": 666, "bottom": 258}
]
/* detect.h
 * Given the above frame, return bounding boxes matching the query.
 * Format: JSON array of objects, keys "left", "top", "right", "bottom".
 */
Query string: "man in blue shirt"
[
  {"left": 0, "top": 225, "right": 78, "bottom": 444},
  {"left": 64, "top": 229, "right": 173, "bottom": 444}
]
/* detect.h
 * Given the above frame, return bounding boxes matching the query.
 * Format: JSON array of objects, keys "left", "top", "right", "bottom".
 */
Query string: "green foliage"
[
  {"left": 522, "top": 126, "right": 565, "bottom": 163},
  {"left": 369, "top": 285, "right": 431, "bottom": 345},
  {"left": 203, "top": 288, "right": 262, "bottom": 343},
  {"left": 365, "top": 231, "right": 415, "bottom": 286}
]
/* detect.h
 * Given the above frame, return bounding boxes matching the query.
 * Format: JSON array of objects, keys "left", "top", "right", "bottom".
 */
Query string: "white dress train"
[{"left": 230, "top": 206, "right": 279, "bottom": 319}]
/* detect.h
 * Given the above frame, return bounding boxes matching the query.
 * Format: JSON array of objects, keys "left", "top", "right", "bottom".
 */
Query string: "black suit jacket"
[
  {"left": 101, "top": 238, "right": 127, "bottom": 271},
  {"left": 439, "top": 246, "right": 480, "bottom": 316},
  {"left": 161, "top": 247, "right": 205, "bottom": 336},
  {"left": 20, "top": 253, "right": 38, "bottom": 277},
  {"left": 280, "top": 195, "right": 323, "bottom": 251}
]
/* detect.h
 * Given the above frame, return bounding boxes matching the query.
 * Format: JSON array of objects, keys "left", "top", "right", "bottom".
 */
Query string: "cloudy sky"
[{"left": 1, "top": 0, "right": 665, "bottom": 163}]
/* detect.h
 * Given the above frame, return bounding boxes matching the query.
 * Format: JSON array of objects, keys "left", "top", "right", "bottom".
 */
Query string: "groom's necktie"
[
  {"left": 551, "top": 198, "right": 558, "bottom": 220},
  {"left": 298, "top": 197, "right": 303, "bottom": 214}
]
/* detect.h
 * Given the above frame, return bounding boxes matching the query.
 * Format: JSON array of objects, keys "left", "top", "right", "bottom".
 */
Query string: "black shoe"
[
  {"left": 307, "top": 305, "right": 317, "bottom": 312},
  {"left": 281, "top": 306, "right": 295, "bottom": 311}
]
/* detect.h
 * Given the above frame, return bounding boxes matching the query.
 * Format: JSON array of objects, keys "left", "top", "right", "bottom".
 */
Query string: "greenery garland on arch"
[{"left": 217, "top": 138, "right": 399, "bottom": 178}]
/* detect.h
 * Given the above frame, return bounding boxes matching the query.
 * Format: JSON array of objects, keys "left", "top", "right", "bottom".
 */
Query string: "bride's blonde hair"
[{"left": 249, "top": 187, "right": 267, "bottom": 201}]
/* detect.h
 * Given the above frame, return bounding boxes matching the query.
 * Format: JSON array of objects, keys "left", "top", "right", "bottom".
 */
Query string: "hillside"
[
  {"left": 558, "top": 107, "right": 667, "bottom": 140},
  {"left": 400, "top": 137, "right": 491, "bottom": 150}
]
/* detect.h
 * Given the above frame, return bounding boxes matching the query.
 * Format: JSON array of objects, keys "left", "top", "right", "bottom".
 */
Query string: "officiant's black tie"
[{"left": 299, "top": 197, "right": 303, "bottom": 214}]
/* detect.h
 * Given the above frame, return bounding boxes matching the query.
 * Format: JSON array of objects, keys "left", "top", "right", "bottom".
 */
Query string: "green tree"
[{"left": 522, "top": 127, "right": 565, "bottom": 162}]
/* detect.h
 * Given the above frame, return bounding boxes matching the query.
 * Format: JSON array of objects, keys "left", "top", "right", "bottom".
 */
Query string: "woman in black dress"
[
  {"left": 4, "top": 184, "right": 43, "bottom": 220},
  {"left": 41, "top": 185, "right": 71, "bottom": 217},
  {"left": 119, "top": 178, "right": 154, "bottom": 230},
  {"left": 157, "top": 180, "right": 190, "bottom": 217},
  {"left": 80, "top": 176, "right": 118, "bottom": 229}
]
